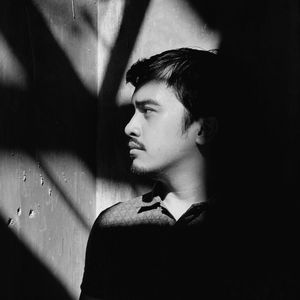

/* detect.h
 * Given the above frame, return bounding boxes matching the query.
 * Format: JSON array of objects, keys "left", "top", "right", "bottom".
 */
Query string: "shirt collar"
[{"left": 137, "top": 183, "right": 213, "bottom": 215}]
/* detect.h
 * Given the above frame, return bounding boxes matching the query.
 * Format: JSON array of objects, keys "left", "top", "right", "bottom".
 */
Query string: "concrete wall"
[{"left": 0, "top": 0, "right": 97, "bottom": 299}]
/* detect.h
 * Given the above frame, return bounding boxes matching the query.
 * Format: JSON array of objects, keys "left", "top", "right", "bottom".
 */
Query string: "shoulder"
[{"left": 94, "top": 192, "right": 152, "bottom": 227}]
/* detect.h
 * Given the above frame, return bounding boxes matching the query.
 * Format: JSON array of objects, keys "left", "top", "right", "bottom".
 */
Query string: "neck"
[{"left": 154, "top": 154, "right": 209, "bottom": 219}]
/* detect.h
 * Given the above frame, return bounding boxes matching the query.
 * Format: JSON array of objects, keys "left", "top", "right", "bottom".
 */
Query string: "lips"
[{"left": 128, "top": 139, "right": 145, "bottom": 151}]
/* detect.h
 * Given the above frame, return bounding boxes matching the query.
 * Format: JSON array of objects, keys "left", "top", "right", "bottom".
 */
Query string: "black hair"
[{"left": 126, "top": 47, "right": 222, "bottom": 129}]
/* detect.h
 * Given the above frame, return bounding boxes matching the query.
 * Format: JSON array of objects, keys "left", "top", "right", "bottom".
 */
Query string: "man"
[{"left": 80, "top": 48, "right": 225, "bottom": 300}]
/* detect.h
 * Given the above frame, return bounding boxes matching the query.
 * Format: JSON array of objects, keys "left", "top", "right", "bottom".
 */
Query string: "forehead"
[{"left": 131, "top": 80, "right": 181, "bottom": 106}]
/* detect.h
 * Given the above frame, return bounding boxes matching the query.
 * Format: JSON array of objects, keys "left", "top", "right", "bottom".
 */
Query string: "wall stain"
[
  {"left": 17, "top": 207, "right": 22, "bottom": 216},
  {"left": 22, "top": 170, "right": 27, "bottom": 182},
  {"left": 29, "top": 209, "right": 36, "bottom": 219},
  {"left": 7, "top": 218, "right": 14, "bottom": 227}
]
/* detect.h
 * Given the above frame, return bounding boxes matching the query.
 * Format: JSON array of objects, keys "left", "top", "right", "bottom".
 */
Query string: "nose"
[{"left": 124, "top": 113, "right": 141, "bottom": 137}]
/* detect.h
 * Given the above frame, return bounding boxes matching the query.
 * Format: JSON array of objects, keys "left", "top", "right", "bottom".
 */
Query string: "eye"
[{"left": 142, "top": 107, "right": 154, "bottom": 115}]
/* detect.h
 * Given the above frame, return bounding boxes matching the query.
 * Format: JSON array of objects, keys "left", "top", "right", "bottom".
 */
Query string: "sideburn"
[{"left": 181, "top": 109, "right": 194, "bottom": 133}]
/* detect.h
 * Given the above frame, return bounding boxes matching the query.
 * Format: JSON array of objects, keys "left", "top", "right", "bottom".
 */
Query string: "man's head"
[
  {"left": 126, "top": 47, "right": 220, "bottom": 130},
  {"left": 124, "top": 48, "right": 220, "bottom": 176}
]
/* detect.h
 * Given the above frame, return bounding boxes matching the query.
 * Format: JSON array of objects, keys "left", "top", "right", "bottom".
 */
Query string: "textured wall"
[{"left": 0, "top": 0, "right": 97, "bottom": 299}]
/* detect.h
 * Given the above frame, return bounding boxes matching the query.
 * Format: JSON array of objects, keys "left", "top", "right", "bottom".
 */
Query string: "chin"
[
  {"left": 130, "top": 164, "right": 150, "bottom": 175},
  {"left": 130, "top": 162, "right": 162, "bottom": 178}
]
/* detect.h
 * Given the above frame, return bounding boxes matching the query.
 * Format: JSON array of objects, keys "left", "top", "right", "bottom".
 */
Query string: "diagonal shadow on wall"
[
  {"left": 0, "top": 0, "right": 96, "bottom": 171},
  {"left": 0, "top": 0, "right": 152, "bottom": 230},
  {"left": 0, "top": 0, "right": 152, "bottom": 298},
  {"left": 0, "top": 0, "right": 97, "bottom": 235},
  {"left": 0, "top": 215, "right": 73, "bottom": 300}
]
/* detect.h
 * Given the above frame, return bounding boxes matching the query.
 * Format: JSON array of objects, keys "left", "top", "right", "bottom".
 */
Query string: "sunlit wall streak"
[{"left": 0, "top": 33, "right": 27, "bottom": 88}]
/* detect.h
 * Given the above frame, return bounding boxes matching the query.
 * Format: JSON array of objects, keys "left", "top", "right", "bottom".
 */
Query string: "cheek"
[{"left": 153, "top": 140, "right": 177, "bottom": 157}]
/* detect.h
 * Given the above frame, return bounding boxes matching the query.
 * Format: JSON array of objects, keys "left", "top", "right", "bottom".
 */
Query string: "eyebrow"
[{"left": 133, "top": 99, "right": 161, "bottom": 107}]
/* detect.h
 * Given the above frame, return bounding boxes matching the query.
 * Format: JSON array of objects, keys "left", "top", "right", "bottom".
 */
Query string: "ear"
[{"left": 196, "top": 117, "right": 218, "bottom": 145}]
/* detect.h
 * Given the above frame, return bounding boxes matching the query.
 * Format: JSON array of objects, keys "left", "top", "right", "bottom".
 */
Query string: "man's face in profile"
[{"left": 124, "top": 80, "right": 200, "bottom": 176}]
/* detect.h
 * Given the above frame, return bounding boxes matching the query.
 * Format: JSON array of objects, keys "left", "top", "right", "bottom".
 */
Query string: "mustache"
[{"left": 128, "top": 138, "right": 145, "bottom": 150}]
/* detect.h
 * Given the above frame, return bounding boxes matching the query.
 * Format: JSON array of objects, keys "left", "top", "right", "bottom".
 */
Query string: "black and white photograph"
[{"left": 1, "top": 0, "right": 299, "bottom": 299}]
